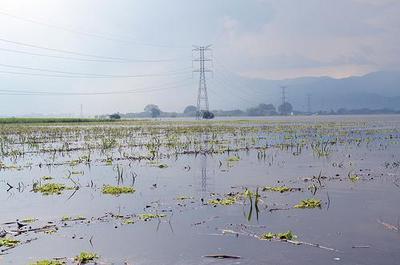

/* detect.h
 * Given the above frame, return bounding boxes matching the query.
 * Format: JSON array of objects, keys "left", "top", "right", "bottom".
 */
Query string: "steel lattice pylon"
[{"left": 193, "top": 45, "right": 212, "bottom": 119}]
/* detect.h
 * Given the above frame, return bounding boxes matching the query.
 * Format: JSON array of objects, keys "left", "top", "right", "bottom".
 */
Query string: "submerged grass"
[
  {"left": 30, "top": 260, "right": 65, "bottom": 265},
  {"left": 138, "top": 213, "right": 166, "bottom": 221},
  {"left": 0, "top": 238, "right": 19, "bottom": 248},
  {"left": 263, "top": 186, "right": 291, "bottom": 193},
  {"left": 260, "top": 230, "right": 296, "bottom": 241},
  {"left": 74, "top": 252, "right": 98, "bottom": 264},
  {"left": 208, "top": 197, "right": 236, "bottom": 206},
  {"left": 33, "top": 183, "right": 74, "bottom": 195},
  {"left": 102, "top": 185, "right": 135, "bottom": 195},
  {"left": 294, "top": 198, "right": 321, "bottom": 208}
]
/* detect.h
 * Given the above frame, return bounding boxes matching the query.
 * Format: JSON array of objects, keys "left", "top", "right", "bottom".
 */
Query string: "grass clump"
[
  {"left": 33, "top": 183, "right": 73, "bottom": 195},
  {"left": 74, "top": 252, "right": 98, "bottom": 264},
  {"left": 263, "top": 186, "right": 291, "bottom": 193},
  {"left": 158, "top": 163, "right": 168, "bottom": 168},
  {"left": 30, "top": 259, "right": 65, "bottom": 265},
  {"left": 0, "top": 238, "right": 20, "bottom": 248},
  {"left": 21, "top": 217, "right": 37, "bottom": 223},
  {"left": 260, "top": 230, "right": 296, "bottom": 241},
  {"left": 227, "top": 156, "right": 240, "bottom": 162},
  {"left": 294, "top": 198, "right": 321, "bottom": 209},
  {"left": 61, "top": 215, "right": 86, "bottom": 222},
  {"left": 176, "top": 196, "right": 194, "bottom": 200},
  {"left": 102, "top": 185, "right": 135, "bottom": 195},
  {"left": 208, "top": 197, "right": 236, "bottom": 206},
  {"left": 138, "top": 213, "right": 166, "bottom": 221}
]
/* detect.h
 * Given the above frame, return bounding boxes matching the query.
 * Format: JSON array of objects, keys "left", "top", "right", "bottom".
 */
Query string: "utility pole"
[
  {"left": 307, "top": 94, "right": 311, "bottom": 114},
  {"left": 193, "top": 45, "right": 213, "bottom": 119},
  {"left": 80, "top": 104, "right": 83, "bottom": 118}
]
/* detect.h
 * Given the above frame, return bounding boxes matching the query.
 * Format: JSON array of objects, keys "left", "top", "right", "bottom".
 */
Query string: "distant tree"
[
  {"left": 278, "top": 102, "right": 293, "bottom": 115},
  {"left": 150, "top": 108, "right": 161, "bottom": 118},
  {"left": 183, "top": 105, "right": 197, "bottom": 114},
  {"left": 109, "top": 113, "right": 121, "bottom": 120},
  {"left": 246, "top": 103, "right": 277, "bottom": 116},
  {"left": 144, "top": 104, "right": 161, "bottom": 118},
  {"left": 144, "top": 104, "right": 160, "bottom": 113},
  {"left": 202, "top": 111, "right": 215, "bottom": 119}
]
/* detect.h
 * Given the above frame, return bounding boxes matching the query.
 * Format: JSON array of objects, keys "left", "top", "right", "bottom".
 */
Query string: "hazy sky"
[{"left": 0, "top": 0, "right": 399, "bottom": 115}]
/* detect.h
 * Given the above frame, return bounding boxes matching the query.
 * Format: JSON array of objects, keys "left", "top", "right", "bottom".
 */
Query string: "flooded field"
[{"left": 0, "top": 115, "right": 399, "bottom": 265}]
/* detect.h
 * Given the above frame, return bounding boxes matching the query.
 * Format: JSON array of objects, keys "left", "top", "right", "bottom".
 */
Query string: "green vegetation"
[
  {"left": 74, "top": 252, "right": 99, "bottom": 264},
  {"left": 102, "top": 185, "right": 135, "bottom": 195},
  {"left": 294, "top": 198, "right": 321, "bottom": 208},
  {"left": 0, "top": 238, "right": 20, "bottom": 248},
  {"left": 227, "top": 156, "right": 240, "bottom": 162},
  {"left": 0, "top": 117, "right": 112, "bottom": 124},
  {"left": 263, "top": 186, "right": 291, "bottom": 193},
  {"left": 33, "top": 183, "right": 73, "bottom": 195},
  {"left": 208, "top": 197, "right": 236, "bottom": 206},
  {"left": 30, "top": 259, "right": 65, "bottom": 265},
  {"left": 260, "top": 230, "right": 296, "bottom": 241},
  {"left": 61, "top": 215, "right": 86, "bottom": 222},
  {"left": 21, "top": 217, "right": 37, "bottom": 223},
  {"left": 138, "top": 213, "right": 166, "bottom": 221}
]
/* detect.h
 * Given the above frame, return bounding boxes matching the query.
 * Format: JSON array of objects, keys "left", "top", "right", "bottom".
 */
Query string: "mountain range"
[{"left": 212, "top": 71, "right": 400, "bottom": 111}]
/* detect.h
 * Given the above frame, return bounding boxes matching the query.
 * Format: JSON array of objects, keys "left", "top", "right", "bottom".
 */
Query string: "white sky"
[{"left": 0, "top": 0, "right": 399, "bottom": 115}]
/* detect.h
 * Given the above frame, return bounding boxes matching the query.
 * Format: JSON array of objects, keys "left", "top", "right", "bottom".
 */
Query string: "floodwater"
[{"left": 0, "top": 115, "right": 399, "bottom": 264}]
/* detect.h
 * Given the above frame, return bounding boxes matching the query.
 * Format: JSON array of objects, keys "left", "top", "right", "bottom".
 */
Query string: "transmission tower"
[
  {"left": 280, "top": 85, "right": 288, "bottom": 115},
  {"left": 307, "top": 94, "right": 312, "bottom": 114},
  {"left": 281, "top": 86, "right": 286, "bottom": 106},
  {"left": 193, "top": 45, "right": 213, "bottom": 119}
]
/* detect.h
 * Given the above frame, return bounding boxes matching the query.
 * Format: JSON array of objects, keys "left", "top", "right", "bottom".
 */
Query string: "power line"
[
  {"left": 0, "top": 37, "right": 187, "bottom": 63},
  {"left": 0, "top": 47, "right": 185, "bottom": 63},
  {"left": 0, "top": 78, "right": 193, "bottom": 96},
  {"left": 0, "top": 63, "right": 192, "bottom": 79},
  {"left": 0, "top": 10, "right": 188, "bottom": 49}
]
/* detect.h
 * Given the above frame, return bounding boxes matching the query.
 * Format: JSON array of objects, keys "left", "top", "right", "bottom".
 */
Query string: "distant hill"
[{"left": 212, "top": 71, "right": 400, "bottom": 111}]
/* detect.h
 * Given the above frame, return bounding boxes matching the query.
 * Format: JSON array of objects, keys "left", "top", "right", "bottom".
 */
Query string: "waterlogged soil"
[{"left": 0, "top": 115, "right": 400, "bottom": 264}]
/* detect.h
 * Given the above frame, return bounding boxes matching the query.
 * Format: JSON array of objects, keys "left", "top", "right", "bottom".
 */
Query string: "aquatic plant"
[
  {"left": 208, "top": 197, "right": 236, "bottom": 206},
  {"left": 74, "top": 252, "right": 98, "bottom": 264},
  {"left": 260, "top": 230, "right": 296, "bottom": 241},
  {"left": 30, "top": 259, "right": 65, "bottom": 265},
  {"left": 21, "top": 217, "right": 37, "bottom": 223},
  {"left": 33, "top": 183, "right": 73, "bottom": 195},
  {"left": 138, "top": 213, "right": 166, "bottom": 221},
  {"left": 61, "top": 215, "right": 86, "bottom": 222},
  {"left": 102, "top": 185, "right": 135, "bottom": 195},
  {"left": 227, "top": 156, "right": 240, "bottom": 162},
  {"left": 294, "top": 198, "right": 321, "bottom": 208},
  {"left": 263, "top": 186, "right": 291, "bottom": 193},
  {"left": 0, "top": 237, "right": 19, "bottom": 248}
]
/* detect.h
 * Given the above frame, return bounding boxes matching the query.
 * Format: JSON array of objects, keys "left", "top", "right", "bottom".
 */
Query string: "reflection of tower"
[
  {"left": 196, "top": 131, "right": 211, "bottom": 199},
  {"left": 201, "top": 155, "right": 207, "bottom": 193}
]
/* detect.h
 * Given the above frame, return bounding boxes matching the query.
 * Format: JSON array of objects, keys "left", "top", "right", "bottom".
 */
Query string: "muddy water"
[{"left": 0, "top": 116, "right": 400, "bottom": 264}]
